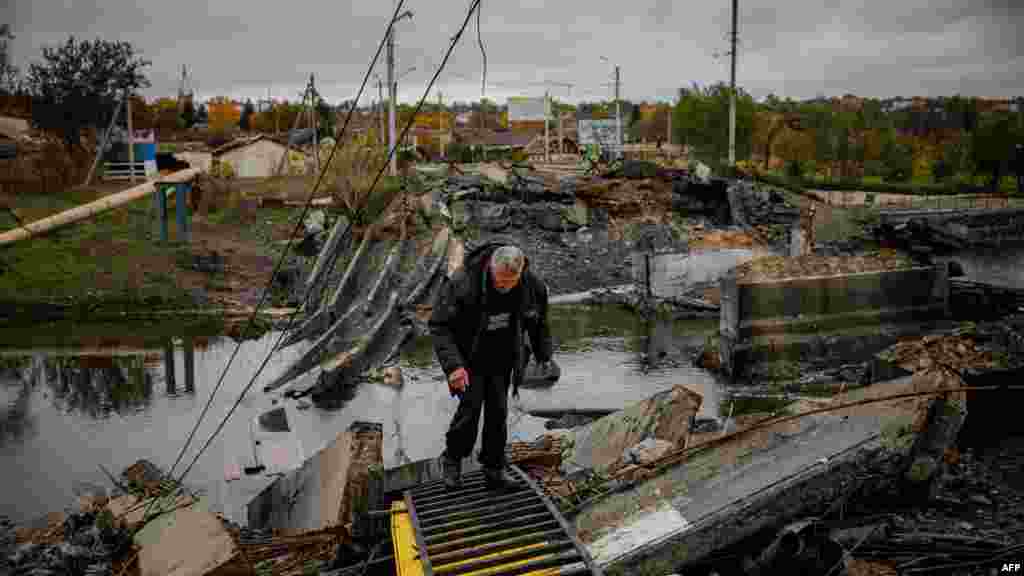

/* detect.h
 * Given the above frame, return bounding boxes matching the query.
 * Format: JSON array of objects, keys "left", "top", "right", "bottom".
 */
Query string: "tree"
[
  {"left": 970, "top": 112, "right": 1017, "bottom": 191},
  {"left": 0, "top": 24, "right": 18, "bottom": 94},
  {"left": 239, "top": 99, "right": 255, "bottom": 131},
  {"left": 25, "top": 36, "right": 151, "bottom": 151},
  {"left": 181, "top": 98, "right": 196, "bottom": 129},
  {"left": 207, "top": 97, "right": 241, "bottom": 131},
  {"left": 673, "top": 83, "right": 755, "bottom": 168},
  {"left": 316, "top": 98, "right": 336, "bottom": 138}
]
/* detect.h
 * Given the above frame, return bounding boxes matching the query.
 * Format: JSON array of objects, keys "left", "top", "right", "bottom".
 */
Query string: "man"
[{"left": 429, "top": 240, "right": 554, "bottom": 490}]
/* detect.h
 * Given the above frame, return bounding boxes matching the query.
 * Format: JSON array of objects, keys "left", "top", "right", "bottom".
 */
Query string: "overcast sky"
[{"left": 4, "top": 0, "right": 1023, "bottom": 106}]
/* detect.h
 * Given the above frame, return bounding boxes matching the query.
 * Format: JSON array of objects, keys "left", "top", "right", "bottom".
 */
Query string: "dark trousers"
[{"left": 444, "top": 369, "right": 510, "bottom": 470}]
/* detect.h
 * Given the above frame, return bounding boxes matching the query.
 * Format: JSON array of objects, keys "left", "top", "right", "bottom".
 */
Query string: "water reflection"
[
  {"left": 0, "top": 357, "right": 35, "bottom": 446},
  {"left": 48, "top": 355, "right": 154, "bottom": 418}
]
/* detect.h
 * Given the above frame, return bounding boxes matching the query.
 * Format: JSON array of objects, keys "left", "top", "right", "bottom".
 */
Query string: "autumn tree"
[
  {"left": 207, "top": 97, "right": 241, "bottom": 131},
  {"left": 25, "top": 36, "right": 151, "bottom": 151}
]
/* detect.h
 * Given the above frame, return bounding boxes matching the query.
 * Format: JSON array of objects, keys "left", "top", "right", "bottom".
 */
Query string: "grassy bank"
[
  {"left": 755, "top": 171, "right": 1020, "bottom": 197},
  {"left": 0, "top": 182, "right": 309, "bottom": 323}
]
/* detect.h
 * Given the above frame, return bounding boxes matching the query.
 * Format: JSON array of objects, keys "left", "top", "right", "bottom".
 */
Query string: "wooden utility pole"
[
  {"left": 558, "top": 111, "right": 564, "bottom": 155},
  {"left": 311, "top": 74, "right": 320, "bottom": 174},
  {"left": 126, "top": 93, "right": 136, "bottom": 183},
  {"left": 544, "top": 92, "right": 550, "bottom": 163},
  {"left": 614, "top": 66, "right": 622, "bottom": 159},
  {"left": 728, "top": 0, "right": 738, "bottom": 167},
  {"left": 85, "top": 94, "right": 123, "bottom": 186}
]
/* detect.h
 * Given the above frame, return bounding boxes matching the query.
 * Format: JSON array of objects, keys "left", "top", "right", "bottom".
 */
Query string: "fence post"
[
  {"left": 154, "top": 184, "right": 169, "bottom": 243},
  {"left": 175, "top": 182, "right": 191, "bottom": 243}
]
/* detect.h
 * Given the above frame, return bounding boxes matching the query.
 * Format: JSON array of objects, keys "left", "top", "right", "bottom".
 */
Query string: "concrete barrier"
[
  {"left": 719, "top": 264, "right": 949, "bottom": 377},
  {"left": 631, "top": 249, "right": 762, "bottom": 299}
]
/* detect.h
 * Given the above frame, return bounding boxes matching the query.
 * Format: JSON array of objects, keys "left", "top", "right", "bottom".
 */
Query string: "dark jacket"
[{"left": 429, "top": 238, "right": 554, "bottom": 397}]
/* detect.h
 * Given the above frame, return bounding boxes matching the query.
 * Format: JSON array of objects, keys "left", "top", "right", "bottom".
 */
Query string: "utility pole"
[
  {"left": 614, "top": 65, "right": 622, "bottom": 160},
  {"left": 126, "top": 93, "right": 136, "bottom": 183},
  {"left": 544, "top": 91, "right": 550, "bottom": 164},
  {"left": 728, "top": 0, "right": 738, "bottom": 168},
  {"left": 311, "top": 74, "right": 320, "bottom": 174},
  {"left": 387, "top": 8, "right": 397, "bottom": 177}
]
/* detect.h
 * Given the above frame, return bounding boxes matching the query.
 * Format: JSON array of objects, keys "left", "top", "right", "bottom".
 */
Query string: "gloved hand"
[{"left": 448, "top": 367, "right": 469, "bottom": 397}]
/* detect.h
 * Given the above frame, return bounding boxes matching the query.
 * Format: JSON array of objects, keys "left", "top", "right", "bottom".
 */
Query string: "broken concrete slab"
[
  {"left": 572, "top": 375, "right": 943, "bottom": 574},
  {"left": 246, "top": 421, "right": 383, "bottom": 535},
  {"left": 133, "top": 496, "right": 237, "bottom": 576},
  {"left": 561, "top": 385, "right": 703, "bottom": 475}
]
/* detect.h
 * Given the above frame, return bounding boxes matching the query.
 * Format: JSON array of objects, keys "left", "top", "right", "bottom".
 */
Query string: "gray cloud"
[{"left": 6, "top": 0, "right": 1022, "bottom": 107}]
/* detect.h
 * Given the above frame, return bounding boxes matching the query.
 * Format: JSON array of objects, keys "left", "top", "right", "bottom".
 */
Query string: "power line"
[
  {"left": 172, "top": 0, "right": 488, "bottom": 491},
  {"left": 140, "top": 0, "right": 412, "bottom": 525}
]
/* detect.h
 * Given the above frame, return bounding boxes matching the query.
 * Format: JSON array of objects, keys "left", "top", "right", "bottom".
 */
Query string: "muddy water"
[{"left": 0, "top": 306, "right": 720, "bottom": 525}]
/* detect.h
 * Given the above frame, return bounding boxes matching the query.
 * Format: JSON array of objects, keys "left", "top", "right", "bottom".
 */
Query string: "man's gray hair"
[{"left": 489, "top": 245, "right": 524, "bottom": 274}]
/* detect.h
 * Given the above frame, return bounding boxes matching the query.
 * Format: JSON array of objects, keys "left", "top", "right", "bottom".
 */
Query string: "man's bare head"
[{"left": 489, "top": 245, "right": 524, "bottom": 293}]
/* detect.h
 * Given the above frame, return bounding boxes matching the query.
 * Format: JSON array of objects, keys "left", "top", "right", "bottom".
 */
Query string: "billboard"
[
  {"left": 507, "top": 96, "right": 548, "bottom": 122},
  {"left": 577, "top": 119, "right": 619, "bottom": 146}
]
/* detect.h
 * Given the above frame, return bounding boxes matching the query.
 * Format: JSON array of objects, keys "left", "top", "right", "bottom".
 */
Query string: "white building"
[{"left": 212, "top": 136, "right": 308, "bottom": 178}]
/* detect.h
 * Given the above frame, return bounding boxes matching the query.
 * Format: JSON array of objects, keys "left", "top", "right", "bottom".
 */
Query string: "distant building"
[{"left": 212, "top": 135, "right": 308, "bottom": 178}]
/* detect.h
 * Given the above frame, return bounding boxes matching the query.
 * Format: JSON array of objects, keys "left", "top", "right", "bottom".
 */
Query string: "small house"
[{"left": 212, "top": 135, "right": 308, "bottom": 178}]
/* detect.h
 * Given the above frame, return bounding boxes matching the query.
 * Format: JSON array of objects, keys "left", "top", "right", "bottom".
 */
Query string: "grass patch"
[
  {"left": 0, "top": 195, "right": 195, "bottom": 307},
  {"left": 721, "top": 395, "right": 795, "bottom": 417}
]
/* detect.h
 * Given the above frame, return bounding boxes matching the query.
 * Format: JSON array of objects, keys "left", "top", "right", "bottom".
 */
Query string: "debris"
[
  {"left": 247, "top": 422, "right": 383, "bottom": 534},
  {"left": 622, "top": 438, "right": 675, "bottom": 467},
  {"left": 876, "top": 333, "right": 1004, "bottom": 374},
  {"left": 561, "top": 385, "right": 702, "bottom": 474},
  {"left": 133, "top": 496, "right": 238, "bottom": 576},
  {"left": 734, "top": 252, "right": 916, "bottom": 283}
]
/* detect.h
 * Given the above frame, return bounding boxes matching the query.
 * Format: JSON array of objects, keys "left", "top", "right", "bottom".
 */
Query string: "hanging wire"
[{"left": 170, "top": 0, "right": 488, "bottom": 494}]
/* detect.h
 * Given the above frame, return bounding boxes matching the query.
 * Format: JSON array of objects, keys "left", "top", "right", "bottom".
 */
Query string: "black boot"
[
  {"left": 483, "top": 467, "right": 516, "bottom": 491},
  {"left": 443, "top": 457, "right": 462, "bottom": 490}
]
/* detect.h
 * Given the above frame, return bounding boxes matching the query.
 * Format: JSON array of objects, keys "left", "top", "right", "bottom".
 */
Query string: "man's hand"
[{"left": 448, "top": 367, "right": 470, "bottom": 396}]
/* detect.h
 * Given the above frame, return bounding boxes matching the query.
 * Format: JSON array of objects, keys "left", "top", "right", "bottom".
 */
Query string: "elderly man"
[{"left": 429, "top": 240, "right": 555, "bottom": 489}]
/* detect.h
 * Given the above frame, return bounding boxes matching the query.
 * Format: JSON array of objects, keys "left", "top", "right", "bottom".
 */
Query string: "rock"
[
  {"left": 623, "top": 437, "right": 676, "bottom": 466},
  {"left": 382, "top": 366, "right": 404, "bottom": 388},
  {"left": 475, "top": 201, "right": 511, "bottom": 231},
  {"left": 562, "top": 201, "right": 588, "bottom": 229},
  {"left": 304, "top": 210, "right": 326, "bottom": 236},
  {"left": 691, "top": 416, "right": 722, "bottom": 433},
  {"left": 969, "top": 494, "right": 993, "bottom": 507},
  {"left": 590, "top": 207, "right": 610, "bottom": 229}
]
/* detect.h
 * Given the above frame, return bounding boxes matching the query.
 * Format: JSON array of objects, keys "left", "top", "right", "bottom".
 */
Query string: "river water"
[{"left": 0, "top": 305, "right": 720, "bottom": 525}]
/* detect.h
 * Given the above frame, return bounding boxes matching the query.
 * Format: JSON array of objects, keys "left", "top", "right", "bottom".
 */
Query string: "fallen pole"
[{"left": 0, "top": 168, "right": 200, "bottom": 248}]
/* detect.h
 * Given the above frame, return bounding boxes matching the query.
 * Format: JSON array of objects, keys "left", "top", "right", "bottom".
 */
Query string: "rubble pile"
[
  {"left": 734, "top": 252, "right": 916, "bottom": 283},
  {"left": 838, "top": 444, "right": 1024, "bottom": 572},
  {"left": 507, "top": 435, "right": 568, "bottom": 495},
  {"left": 2, "top": 502, "right": 135, "bottom": 576},
  {"left": 574, "top": 178, "right": 673, "bottom": 220},
  {"left": 727, "top": 180, "right": 802, "bottom": 245},
  {"left": 876, "top": 333, "right": 1005, "bottom": 374}
]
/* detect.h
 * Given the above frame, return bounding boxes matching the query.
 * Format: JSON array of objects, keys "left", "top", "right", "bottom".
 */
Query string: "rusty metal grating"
[{"left": 402, "top": 465, "right": 603, "bottom": 576}]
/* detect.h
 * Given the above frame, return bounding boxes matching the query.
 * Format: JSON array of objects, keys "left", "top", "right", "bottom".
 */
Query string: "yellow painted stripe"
[
  {"left": 391, "top": 501, "right": 425, "bottom": 576},
  {"left": 391, "top": 500, "right": 567, "bottom": 576}
]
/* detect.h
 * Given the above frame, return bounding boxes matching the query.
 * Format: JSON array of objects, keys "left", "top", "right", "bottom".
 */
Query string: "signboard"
[
  {"left": 507, "top": 96, "right": 547, "bottom": 122},
  {"left": 577, "top": 119, "right": 619, "bottom": 146}
]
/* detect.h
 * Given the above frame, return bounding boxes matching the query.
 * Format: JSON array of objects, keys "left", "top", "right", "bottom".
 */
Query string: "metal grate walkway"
[{"left": 391, "top": 465, "right": 603, "bottom": 576}]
